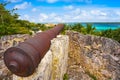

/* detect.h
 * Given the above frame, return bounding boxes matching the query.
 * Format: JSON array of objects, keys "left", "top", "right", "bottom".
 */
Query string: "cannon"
[{"left": 4, "top": 24, "right": 64, "bottom": 77}]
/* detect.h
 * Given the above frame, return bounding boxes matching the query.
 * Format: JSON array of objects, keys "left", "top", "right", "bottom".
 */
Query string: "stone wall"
[
  {"left": 67, "top": 31, "right": 120, "bottom": 80},
  {"left": 1, "top": 31, "right": 120, "bottom": 80},
  {"left": 1, "top": 35, "right": 69, "bottom": 80},
  {"left": 0, "top": 34, "right": 30, "bottom": 53}
]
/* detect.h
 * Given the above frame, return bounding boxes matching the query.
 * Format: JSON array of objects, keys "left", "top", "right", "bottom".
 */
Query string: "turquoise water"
[
  {"left": 82, "top": 23, "right": 120, "bottom": 31},
  {"left": 92, "top": 23, "right": 120, "bottom": 31},
  {"left": 66, "top": 23, "right": 120, "bottom": 31}
]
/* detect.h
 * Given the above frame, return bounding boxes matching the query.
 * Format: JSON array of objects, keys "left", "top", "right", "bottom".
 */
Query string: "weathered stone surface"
[
  {"left": 13, "top": 35, "right": 69, "bottom": 80},
  {"left": 67, "top": 31, "right": 120, "bottom": 80},
  {"left": 0, "top": 34, "right": 30, "bottom": 54}
]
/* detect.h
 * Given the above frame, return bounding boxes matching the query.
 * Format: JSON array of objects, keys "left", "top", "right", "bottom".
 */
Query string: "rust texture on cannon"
[{"left": 4, "top": 24, "right": 64, "bottom": 77}]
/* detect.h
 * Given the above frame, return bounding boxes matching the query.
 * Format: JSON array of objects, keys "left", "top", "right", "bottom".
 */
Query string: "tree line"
[{"left": 62, "top": 23, "right": 120, "bottom": 43}]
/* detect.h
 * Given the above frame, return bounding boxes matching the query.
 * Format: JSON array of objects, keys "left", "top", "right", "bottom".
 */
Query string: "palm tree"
[
  {"left": 85, "top": 23, "right": 96, "bottom": 34},
  {"left": 72, "top": 23, "right": 84, "bottom": 32}
]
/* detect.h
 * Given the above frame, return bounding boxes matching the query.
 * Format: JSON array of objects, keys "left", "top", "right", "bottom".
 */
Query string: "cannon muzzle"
[{"left": 4, "top": 24, "right": 64, "bottom": 77}]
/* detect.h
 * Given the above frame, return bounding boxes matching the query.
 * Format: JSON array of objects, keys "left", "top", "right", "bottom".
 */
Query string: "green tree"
[
  {"left": 0, "top": 2, "right": 32, "bottom": 36},
  {"left": 100, "top": 28, "right": 120, "bottom": 43},
  {"left": 84, "top": 23, "right": 96, "bottom": 34},
  {"left": 71, "top": 23, "right": 84, "bottom": 32}
]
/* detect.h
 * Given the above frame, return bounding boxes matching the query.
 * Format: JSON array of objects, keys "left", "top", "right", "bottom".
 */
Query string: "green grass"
[{"left": 63, "top": 73, "right": 69, "bottom": 80}]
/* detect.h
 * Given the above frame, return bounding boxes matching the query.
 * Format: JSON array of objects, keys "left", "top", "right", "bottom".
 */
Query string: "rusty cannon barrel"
[{"left": 4, "top": 24, "right": 64, "bottom": 77}]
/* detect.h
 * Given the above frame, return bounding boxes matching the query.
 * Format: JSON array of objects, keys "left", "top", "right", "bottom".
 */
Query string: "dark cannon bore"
[{"left": 4, "top": 24, "right": 64, "bottom": 77}]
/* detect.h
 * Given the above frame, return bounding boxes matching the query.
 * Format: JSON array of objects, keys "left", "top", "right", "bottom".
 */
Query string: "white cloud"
[
  {"left": 90, "top": 10, "right": 107, "bottom": 16},
  {"left": 63, "top": 15, "right": 71, "bottom": 20},
  {"left": 39, "top": 13, "right": 48, "bottom": 22},
  {"left": 19, "top": 14, "right": 37, "bottom": 22},
  {"left": 54, "top": 16, "right": 63, "bottom": 21},
  {"left": 116, "top": 11, "right": 120, "bottom": 16},
  {"left": 30, "top": 19, "right": 36, "bottom": 22},
  {"left": 24, "top": 14, "right": 30, "bottom": 20},
  {"left": 40, "top": 8, "right": 118, "bottom": 22},
  {"left": 18, "top": 14, "right": 30, "bottom": 20},
  {"left": 71, "top": 8, "right": 81, "bottom": 15},
  {"left": 49, "top": 13, "right": 57, "bottom": 17},
  {"left": 4, "top": 0, "right": 22, "bottom": 3},
  {"left": 32, "top": 8, "right": 37, "bottom": 12},
  {"left": 14, "top": 2, "right": 31, "bottom": 9},
  {"left": 18, "top": 16, "right": 22, "bottom": 20},
  {"left": 40, "top": 13, "right": 48, "bottom": 19},
  {"left": 38, "top": 13, "right": 64, "bottom": 22},
  {"left": 64, "top": 5, "right": 74, "bottom": 10},
  {"left": 18, "top": 6, "right": 120, "bottom": 22}
]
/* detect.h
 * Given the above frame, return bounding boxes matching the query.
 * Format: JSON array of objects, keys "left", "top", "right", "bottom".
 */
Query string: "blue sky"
[{"left": 1, "top": 0, "right": 120, "bottom": 23}]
